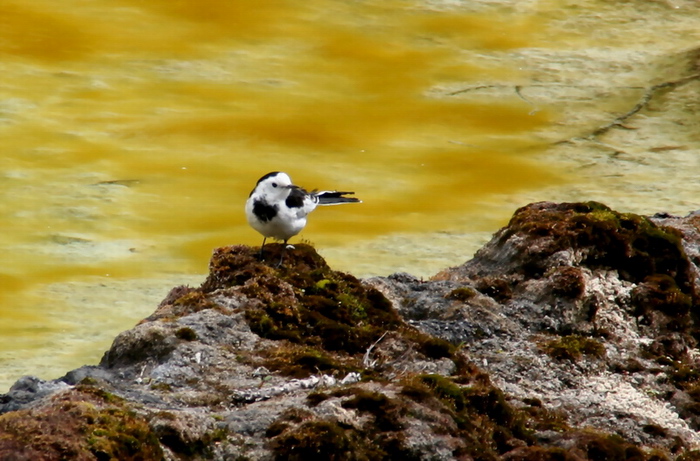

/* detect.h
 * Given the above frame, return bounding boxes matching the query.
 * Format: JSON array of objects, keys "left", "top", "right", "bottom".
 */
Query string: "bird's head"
[{"left": 252, "top": 171, "right": 294, "bottom": 199}]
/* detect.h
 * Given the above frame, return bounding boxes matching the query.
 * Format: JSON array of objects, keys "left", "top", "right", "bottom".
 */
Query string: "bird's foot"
[
  {"left": 274, "top": 242, "right": 293, "bottom": 267},
  {"left": 275, "top": 252, "right": 286, "bottom": 268}
]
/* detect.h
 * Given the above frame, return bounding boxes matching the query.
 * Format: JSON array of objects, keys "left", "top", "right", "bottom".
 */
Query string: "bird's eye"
[{"left": 272, "top": 182, "right": 278, "bottom": 188}]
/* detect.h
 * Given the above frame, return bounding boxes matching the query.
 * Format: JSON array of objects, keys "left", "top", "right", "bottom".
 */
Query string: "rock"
[
  {"left": 0, "top": 376, "right": 70, "bottom": 413},
  {"left": 2, "top": 203, "right": 700, "bottom": 459},
  {"left": 371, "top": 201, "right": 700, "bottom": 454}
]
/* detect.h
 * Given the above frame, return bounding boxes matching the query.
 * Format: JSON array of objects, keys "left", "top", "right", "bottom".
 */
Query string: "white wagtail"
[{"left": 245, "top": 171, "right": 361, "bottom": 264}]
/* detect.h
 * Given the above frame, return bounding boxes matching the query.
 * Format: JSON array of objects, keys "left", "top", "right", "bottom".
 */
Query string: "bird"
[{"left": 245, "top": 171, "right": 361, "bottom": 265}]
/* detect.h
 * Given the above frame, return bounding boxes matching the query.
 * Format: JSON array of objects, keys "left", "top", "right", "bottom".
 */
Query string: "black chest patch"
[
  {"left": 285, "top": 188, "right": 305, "bottom": 208},
  {"left": 253, "top": 199, "right": 278, "bottom": 222}
]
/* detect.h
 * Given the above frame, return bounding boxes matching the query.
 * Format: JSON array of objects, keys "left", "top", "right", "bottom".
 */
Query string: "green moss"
[
  {"left": 506, "top": 202, "right": 693, "bottom": 293},
  {"left": 550, "top": 266, "right": 586, "bottom": 299},
  {"left": 295, "top": 366, "right": 673, "bottom": 460},
  {"left": 417, "top": 374, "right": 468, "bottom": 412},
  {"left": 268, "top": 401, "right": 417, "bottom": 460},
  {"left": 542, "top": 335, "right": 607, "bottom": 362},
  {"left": 270, "top": 420, "right": 353, "bottom": 461},
  {"left": 244, "top": 306, "right": 302, "bottom": 343},
  {"left": 522, "top": 404, "right": 570, "bottom": 433},
  {"left": 200, "top": 245, "right": 276, "bottom": 290},
  {"left": 315, "top": 279, "right": 333, "bottom": 290},
  {"left": 509, "top": 431, "right": 670, "bottom": 461},
  {"left": 266, "top": 408, "right": 313, "bottom": 438},
  {"left": 398, "top": 374, "right": 536, "bottom": 457},
  {"left": 153, "top": 411, "right": 177, "bottom": 420},
  {"left": 87, "top": 406, "right": 161, "bottom": 460},
  {"left": 416, "top": 373, "right": 522, "bottom": 433},
  {"left": 579, "top": 432, "right": 644, "bottom": 460},
  {"left": 196, "top": 244, "right": 412, "bottom": 365},
  {"left": 187, "top": 241, "right": 683, "bottom": 458},
  {"left": 157, "top": 419, "right": 229, "bottom": 457},
  {"left": 336, "top": 293, "right": 368, "bottom": 321},
  {"left": 338, "top": 388, "right": 405, "bottom": 431},
  {"left": 501, "top": 446, "right": 570, "bottom": 459},
  {"left": 78, "top": 376, "right": 99, "bottom": 386},
  {"left": 149, "top": 382, "right": 172, "bottom": 392},
  {"left": 475, "top": 277, "right": 513, "bottom": 302},
  {"left": 231, "top": 245, "right": 403, "bottom": 355},
  {"left": 677, "top": 450, "right": 700, "bottom": 460},
  {"left": 632, "top": 274, "right": 693, "bottom": 321},
  {"left": 446, "top": 287, "right": 477, "bottom": 302},
  {"left": 0, "top": 389, "right": 162, "bottom": 461},
  {"left": 462, "top": 385, "right": 518, "bottom": 429},
  {"left": 415, "top": 334, "right": 455, "bottom": 359},
  {"left": 172, "top": 291, "right": 220, "bottom": 313},
  {"left": 74, "top": 383, "right": 122, "bottom": 404},
  {"left": 306, "top": 391, "right": 331, "bottom": 407},
  {"left": 398, "top": 378, "right": 437, "bottom": 405},
  {"left": 258, "top": 344, "right": 360, "bottom": 378},
  {"left": 203, "top": 425, "right": 228, "bottom": 444}
]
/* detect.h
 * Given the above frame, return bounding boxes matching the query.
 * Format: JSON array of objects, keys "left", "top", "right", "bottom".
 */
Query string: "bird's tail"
[{"left": 315, "top": 190, "right": 362, "bottom": 205}]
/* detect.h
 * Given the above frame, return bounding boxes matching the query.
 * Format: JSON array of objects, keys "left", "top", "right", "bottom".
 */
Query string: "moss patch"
[
  {"left": 144, "top": 287, "right": 225, "bottom": 322},
  {"left": 272, "top": 387, "right": 418, "bottom": 460},
  {"left": 413, "top": 373, "right": 533, "bottom": 452},
  {"left": 475, "top": 276, "right": 513, "bottom": 302},
  {"left": 301, "top": 376, "right": 537, "bottom": 460},
  {"left": 446, "top": 286, "right": 477, "bottom": 302},
  {"left": 632, "top": 274, "right": 694, "bottom": 331},
  {"left": 0, "top": 387, "right": 162, "bottom": 461},
  {"left": 302, "top": 375, "right": 540, "bottom": 459},
  {"left": 198, "top": 244, "right": 404, "bottom": 356},
  {"left": 550, "top": 266, "right": 587, "bottom": 299},
  {"left": 256, "top": 343, "right": 362, "bottom": 379},
  {"left": 541, "top": 334, "right": 607, "bottom": 362},
  {"left": 399, "top": 375, "right": 664, "bottom": 460},
  {"left": 505, "top": 202, "right": 693, "bottom": 291},
  {"left": 269, "top": 420, "right": 364, "bottom": 461}
]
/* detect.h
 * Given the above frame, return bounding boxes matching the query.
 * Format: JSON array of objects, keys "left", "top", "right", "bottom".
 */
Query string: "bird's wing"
[
  {"left": 285, "top": 186, "right": 319, "bottom": 216},
  {"left": 285, "top": 187, "right": 307, "bottom": 208}
]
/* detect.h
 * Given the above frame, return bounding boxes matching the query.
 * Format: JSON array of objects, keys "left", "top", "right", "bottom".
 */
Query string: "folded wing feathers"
[{"left": 315, "top": 190, "right": 362, "bottom": 205}]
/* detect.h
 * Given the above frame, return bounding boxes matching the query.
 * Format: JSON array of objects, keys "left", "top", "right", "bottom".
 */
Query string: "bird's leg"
[
  {"left": 275, "top": 240, "right": 288, "bottom": 268},
  {"left": 259, "top": 237, "right": 267, "bottom": 261}
]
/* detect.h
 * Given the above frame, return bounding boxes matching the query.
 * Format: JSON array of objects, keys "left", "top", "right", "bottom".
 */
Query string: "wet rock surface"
[{"left": 2, "top": 201, "right": 700, "bottom": 460}]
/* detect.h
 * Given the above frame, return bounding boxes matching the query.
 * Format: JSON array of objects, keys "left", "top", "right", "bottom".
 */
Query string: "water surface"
[{"left": 2, "top": 0, "right": 699, "bottom": 390}]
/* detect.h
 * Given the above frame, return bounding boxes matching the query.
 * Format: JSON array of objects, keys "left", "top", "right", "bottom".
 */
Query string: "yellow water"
[{"left": 3, "top": 0, "right": 695, "bottom": 390}]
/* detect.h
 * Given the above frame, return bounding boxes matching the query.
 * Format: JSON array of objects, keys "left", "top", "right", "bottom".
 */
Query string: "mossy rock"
[
  {"left": 0, "top": 387, "right": 162, "bottom": 461},
  {"left": 503, "top": 202, "right": 699, "bottom": 344},
  {"left": 505, "top": 202, "right": 692, "bottom": 292},
  {"left": 290, "top": 374, "right": 672, "bottom": 461},
  {"left": 446, "top": 286, "right": 478, "bottom": 302},
  {"left": 541, "top": 334, "right": 607, "bottom": 362},
  {"left": 632, "top": 274, "right": 693, "bottom": 323},
  {"left": 400, "top": 374, "right": 535, "bottom": 457},
  {"left": 256, "top": 343, "right": 361, "bottom": 378},
  {"left": 269, "top": 420, "right": 370, "bottom": 461},
  {"left": 199, "top": 244, "right": 404, "bottom": 355}
]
